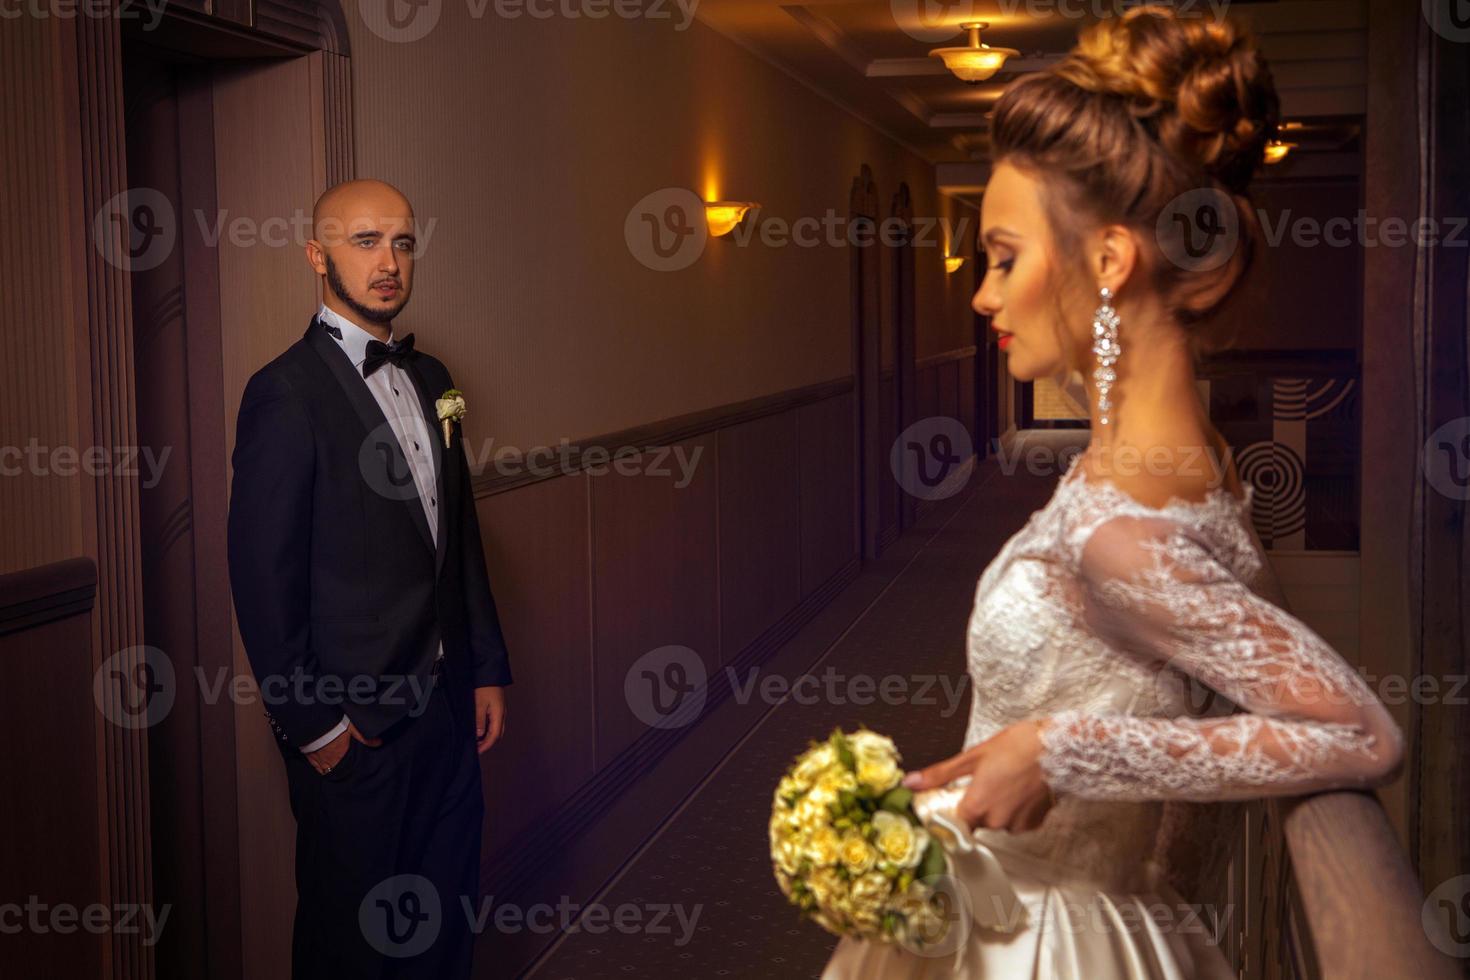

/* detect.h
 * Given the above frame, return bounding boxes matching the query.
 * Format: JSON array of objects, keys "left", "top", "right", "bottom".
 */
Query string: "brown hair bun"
[
  {"left": 990, "top": 6, "right": 1281, "bottom": 332},
  {"left": 1055, "top": 7, "right": 1278, "bottom": 194}
]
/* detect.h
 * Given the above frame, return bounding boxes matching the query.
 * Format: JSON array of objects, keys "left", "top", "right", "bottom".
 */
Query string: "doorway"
[{"left": 119, "top": 6, "right": 353, "bottom": 976}]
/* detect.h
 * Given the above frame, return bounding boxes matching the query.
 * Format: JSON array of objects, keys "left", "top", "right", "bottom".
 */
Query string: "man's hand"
[
  {"left": 305, "top": 721, "right": 382, "bottom": 775},
  {"left": 899, "top": 719, "right": 1055, "bottom": 833},
  {"left": 474, "top": 685, "right": 507, "bottom": 754}
]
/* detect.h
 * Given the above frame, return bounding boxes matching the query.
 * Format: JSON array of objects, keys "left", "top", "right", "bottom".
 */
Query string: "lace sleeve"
[{"left": 1038, "top": 513, "right": 1405, "bottom": 802}]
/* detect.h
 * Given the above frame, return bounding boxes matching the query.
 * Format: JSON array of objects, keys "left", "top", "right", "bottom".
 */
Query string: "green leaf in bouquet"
[
  {"left": 833, "top": 734, "right": 856, "bottom": 772},
  {"left": 918, "top": 839, "right": 946, "bottom": 881},
  {"left": 878, "top": 786, "right": 913, "bottom": 814}
]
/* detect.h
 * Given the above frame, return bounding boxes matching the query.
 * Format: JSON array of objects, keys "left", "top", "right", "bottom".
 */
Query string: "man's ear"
[
  {"left": 305, "top": 240, "right": 327, "bottom": 276},
  {"left": 1089, "top": 224, "right": 1139, "bottom": 295}
]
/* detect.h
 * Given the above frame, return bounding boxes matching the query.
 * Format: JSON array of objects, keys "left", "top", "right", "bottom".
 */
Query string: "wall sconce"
[
  {"left": 930, "top": 23, "right": 1019, "bottom": 84},
  {"left": 705, "top": 201, "right": 760, "bottom": 237},
  {"left": 944, "top": 256, "right": 966, "bottom": 274},
  {"left": 1263, "top": 139, "right": 1297, "bottom": 164}
]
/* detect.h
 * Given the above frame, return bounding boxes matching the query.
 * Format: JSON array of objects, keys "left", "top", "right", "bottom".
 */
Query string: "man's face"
[{"left": 310, "top": 200, "right": 417, "bottom": 325}]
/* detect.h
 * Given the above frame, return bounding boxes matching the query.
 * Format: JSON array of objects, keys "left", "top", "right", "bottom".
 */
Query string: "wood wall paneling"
[
  {"left": 878, "top": 374, "right": 898, "bottom": 544},
  {"left": 912, "top": 363, "right": 941, "bottom": 518},
  {"left": 71, "top": 8, "right": 155, "bottom": 978},
  {"left": 798, "top": 393, "right": 858, "bottom": 597},
  {"left": 477, "top": 473, "right": 596, "bottom": 850},
  {"left": 958, "top": 357, "right": 977, "bottom": 454},
  {"left": 716, "top": 414, "right": 802, "bottom": 658},
  {"left": 590, "top": 435, "right": 719, "bottom": 768},
  {"left": 1360, "top": 0, "right": 1428, "bottom": 849},
  {"left": 937, "top": 359, "right": 959, "bottom": 429},
  {"left": 0, "top": 15, "right": 86, "bottom": 574},
  {"left": 1415, "top": 0, "right": 1470, "bottom": 904},
  {"left": 0, "top": 561, "right": 103, "bottom": 979},
  {"left": 916, "top": 360, "right": 940, "bottom": 428}
]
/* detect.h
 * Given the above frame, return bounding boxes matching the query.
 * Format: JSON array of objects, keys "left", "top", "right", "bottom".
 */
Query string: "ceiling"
[{"left": 693, "top": 0, "right": 1368, "bottom": 195}]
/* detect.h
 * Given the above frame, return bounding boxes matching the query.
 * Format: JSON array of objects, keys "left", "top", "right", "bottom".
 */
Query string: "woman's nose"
[{"left": 972, "top": 282, "right": 998, "bottom": 318}]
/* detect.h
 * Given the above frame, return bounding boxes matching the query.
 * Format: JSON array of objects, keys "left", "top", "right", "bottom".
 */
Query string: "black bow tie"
[{"left": 362, "top": 333, "right": 415, "bottom": 377}]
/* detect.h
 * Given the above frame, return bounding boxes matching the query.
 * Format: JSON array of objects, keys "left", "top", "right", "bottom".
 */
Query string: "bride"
[{"left": 822, "top": 7, "right": 1404, "bottom": 978}]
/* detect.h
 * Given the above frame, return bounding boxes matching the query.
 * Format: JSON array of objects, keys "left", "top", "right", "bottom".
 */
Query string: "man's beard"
[{"left": 325, "top": 254, "right": 406, "bottom": 325}]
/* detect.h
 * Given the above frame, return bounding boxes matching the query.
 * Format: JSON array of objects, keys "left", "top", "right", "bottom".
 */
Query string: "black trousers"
[{"left": 283, "top": 671, "right": 483, "bottom": 980}]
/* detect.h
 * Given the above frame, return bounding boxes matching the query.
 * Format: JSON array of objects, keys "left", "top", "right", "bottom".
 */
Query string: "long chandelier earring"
[{"left": 1091, "top": 286, "right": 1121, "bottom": 428}]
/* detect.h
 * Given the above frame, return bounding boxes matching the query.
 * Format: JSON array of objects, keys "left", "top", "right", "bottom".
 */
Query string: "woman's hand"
[{"left": 900, "top": 719, "right": 1056, "bottom": 833}]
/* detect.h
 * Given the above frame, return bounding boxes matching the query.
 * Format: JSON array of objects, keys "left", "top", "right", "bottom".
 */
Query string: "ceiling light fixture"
[{"left": 929, "top": 22, "right": 1019, "bottom": 84}]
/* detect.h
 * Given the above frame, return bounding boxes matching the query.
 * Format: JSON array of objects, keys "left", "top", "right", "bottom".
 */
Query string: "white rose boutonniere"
[{"left": 436, "top": 388, "right": 467, "bottom": 449}]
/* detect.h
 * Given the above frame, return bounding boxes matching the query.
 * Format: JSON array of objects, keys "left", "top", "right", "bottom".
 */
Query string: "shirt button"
[
  {"left": 431, "top": 497, "right": 436, "bottom": 505},
  {"left": 413, "top": 442, "right": 419, "bottom": 450},
  {"left": 393, "top": 387, "right": 399, "bottom": 395}
]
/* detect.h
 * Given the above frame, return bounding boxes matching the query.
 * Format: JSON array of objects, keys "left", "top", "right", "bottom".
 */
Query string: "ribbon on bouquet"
[{"left": 912, "top": 778, "right": 1031, "bottom": 940}]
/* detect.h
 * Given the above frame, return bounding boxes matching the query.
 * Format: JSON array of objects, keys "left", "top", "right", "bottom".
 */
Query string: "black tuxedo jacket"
[{"left": 227, "top": 315, "right": 513, "bottom": 753}]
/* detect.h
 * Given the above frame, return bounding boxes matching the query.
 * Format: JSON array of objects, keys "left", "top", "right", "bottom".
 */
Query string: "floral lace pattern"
[
  {"left": 955, "top": 453, "right": 1404, "bottom": 891},
  {"left": 967, "top": 455, "right": 1404, "bottom": 804}
]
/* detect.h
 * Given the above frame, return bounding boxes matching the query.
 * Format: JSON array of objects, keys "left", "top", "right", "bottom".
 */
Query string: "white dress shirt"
[{"left": 300, "top": 303, "right": 445, "bottom": 754}]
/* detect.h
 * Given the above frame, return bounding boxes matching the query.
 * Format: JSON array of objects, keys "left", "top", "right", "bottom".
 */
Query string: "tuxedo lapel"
[
  {"left": 303, "top": 316, "right": 438, "bottom": 561},
  {"left": 403, "top": 356, "right": 449, "bottom": 580}
]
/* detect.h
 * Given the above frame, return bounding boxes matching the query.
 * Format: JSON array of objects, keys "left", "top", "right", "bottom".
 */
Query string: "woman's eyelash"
[{"left": 994, "top": 258, "right": 1015, "bottom": 272}]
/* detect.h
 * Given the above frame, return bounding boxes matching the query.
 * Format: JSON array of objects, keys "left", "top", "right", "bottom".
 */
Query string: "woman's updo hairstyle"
[{"left": 989, "top": 6, "right": 1279, "bottom": 338}]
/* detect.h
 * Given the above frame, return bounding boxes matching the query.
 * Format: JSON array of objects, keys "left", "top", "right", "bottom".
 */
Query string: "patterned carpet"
[{"left": 527, "top": 444, "right": 1066, "bottom": 980}]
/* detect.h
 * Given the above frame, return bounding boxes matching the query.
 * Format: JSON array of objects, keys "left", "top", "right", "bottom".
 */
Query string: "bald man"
[{"left": 227, "top": 179, "right": 511, "bottom": 979}]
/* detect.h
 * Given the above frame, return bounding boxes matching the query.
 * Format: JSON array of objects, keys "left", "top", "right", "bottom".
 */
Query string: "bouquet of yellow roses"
[{"left": 769, "top": 728, "right": 954, "bottom": 948}]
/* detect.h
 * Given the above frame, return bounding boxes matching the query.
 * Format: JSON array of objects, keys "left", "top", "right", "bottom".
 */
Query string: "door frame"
[{"left": 849, "top": 164, "right": 882, "bottom": 560}]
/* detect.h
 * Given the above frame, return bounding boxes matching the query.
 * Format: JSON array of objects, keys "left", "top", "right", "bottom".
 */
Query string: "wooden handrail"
[
  {"left": 1277, "top": 791, "right": 1460, "bottom": 978},
  {"left": 0, "top": 556, "right": 97, "bottom": 636}
]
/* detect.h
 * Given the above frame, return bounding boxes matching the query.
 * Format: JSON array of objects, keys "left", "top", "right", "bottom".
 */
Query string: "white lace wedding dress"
[{"left": 822, "top": 453, "right": 1403, "bottom": 979}]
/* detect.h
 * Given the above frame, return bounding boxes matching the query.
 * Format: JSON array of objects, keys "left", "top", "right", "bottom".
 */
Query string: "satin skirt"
[{"left": 820, "top": 789, "right": 1234, "bottom": 980}]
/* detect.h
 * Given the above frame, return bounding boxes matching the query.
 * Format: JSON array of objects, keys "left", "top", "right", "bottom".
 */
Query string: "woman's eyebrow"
[{"left": 982, "top": 227, "right": 1021, "bottom": 248}]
